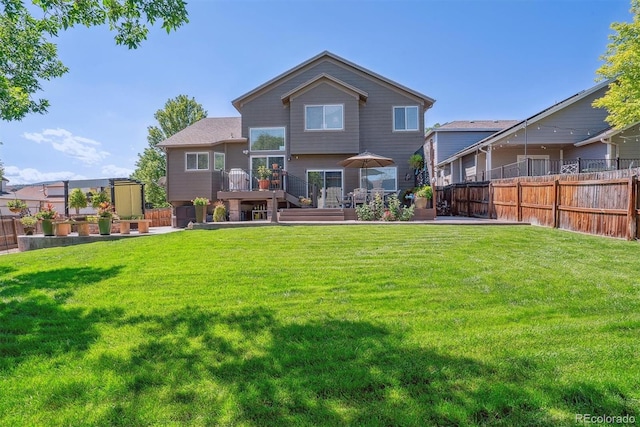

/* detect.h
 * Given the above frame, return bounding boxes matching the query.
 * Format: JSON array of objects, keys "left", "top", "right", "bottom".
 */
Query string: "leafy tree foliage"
[
  {"left": 252, "top": 134, "right": 283, "bottom": 150},
  {"left": 593, "top": 0, "right": 640, "bottom": 128},
  {"left": 68, "top": 188, "right": 87, "bottom": 214},
  {"left": 0, "top": 0, "right": 188, "bottom": 121},
  {"left": 131, "top": 95, "right": 207, "bottom": 208}
]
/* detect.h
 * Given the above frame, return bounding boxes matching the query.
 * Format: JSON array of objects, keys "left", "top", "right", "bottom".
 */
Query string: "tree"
[
  {"left": 593, "top": 0, "right": 640, "bottom": 128},
  {"left": 131, "top": 95, "right": 207, "bottom": 207},
  {"left": 0, "top": 0, "right": 189, "bottom": 121},
  {"left": 68, "top": 188, "right": 87, "bottom": 215}
]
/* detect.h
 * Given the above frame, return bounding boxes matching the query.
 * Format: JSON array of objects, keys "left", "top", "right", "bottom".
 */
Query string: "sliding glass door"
[{"left": 307, "top": 170, "right": 343, "bottom": 208}]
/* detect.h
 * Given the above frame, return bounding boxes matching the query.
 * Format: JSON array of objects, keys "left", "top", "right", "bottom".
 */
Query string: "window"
[
  {"left": 186, "top": 152, "right": 209, "bottom": 170},
  {"left": 393, "top": 106, "right": 419, "bottom": 131},
  {"left": 250, "top": 156, "right": 285, "bottom": 190},
  {"left": 305, "top": 105, "right": 344, "bottom": 130},
  {"left": 360, "top": 166, "right": 397, "bottom": 191},
  {"left": 250, "top": 127, "right": 285, "bottom": 151},
  {"left": 213, "top": 152, "right": 225, "bottom": 170}
]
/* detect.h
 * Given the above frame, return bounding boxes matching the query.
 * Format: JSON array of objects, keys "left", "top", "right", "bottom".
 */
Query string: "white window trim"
[
  {"left": 393, "top": 106, "right": 419, "bottom": 132},
  {"left": 358, "top": 166, "right": 398, "bottom": 191},
  {"left": 249, "top": 127, "right": 286, "bottom": 152},
  {"left": 185, "top": 152, "right": 209, "bottom": 171},
  {"left": 213, "top": 152, "right": 225, "bottom": 171},
  {"left": 305, "top": 104, "right": 344, "bottom": 131}
]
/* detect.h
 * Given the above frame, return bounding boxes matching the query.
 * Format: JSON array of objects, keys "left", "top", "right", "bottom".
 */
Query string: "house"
[
  {"left": 424, "top": 120, "right": 518, "bottom": 185},
  {"left": 159, "top": 51, "right": 435, "bottom": 223},
  {"left": 437, "top": 80, "right": 640, "bottom": 183}
]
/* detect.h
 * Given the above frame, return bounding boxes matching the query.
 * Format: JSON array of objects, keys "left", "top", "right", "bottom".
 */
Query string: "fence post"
[
  {"left": 577, "top": 157, "right": 581, "bottom": 173},
  {"left": 616, "top": 157, "right": 621, "bottom": 170},
  {"left": 527, "top": 158, "right": 531, "bottom": 177},
  {"left": 552, "top": 179, "right": 559, "bottom": 228},
  {"left": 628, "top": 175, "right": 637, "bottom": 240},
  {"left": 466, "top": 184, "right": 471, "bottom": 217},
  {"left": 488, "top": 182, "right": 495, "bottom": 219},
  {"left": 516, "top": 181, "right": 522, "bottom": 222}
]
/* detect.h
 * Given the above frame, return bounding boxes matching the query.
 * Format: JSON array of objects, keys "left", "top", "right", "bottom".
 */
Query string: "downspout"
[{"left": 603, "top": 138, "right": 618, "bottom": 165}]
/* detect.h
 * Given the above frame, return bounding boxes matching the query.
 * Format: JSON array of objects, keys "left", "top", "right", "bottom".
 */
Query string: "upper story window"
[
  {"left": 305, "top": 105, "right": 344, "bottom": 130},
  {"left": 186, "top": 152, "right": 209, "bottom": 170},
  {"left": 393, "top": 106, "right": 419, "bottom": 131},
  {"left": 213, "top": 152, "right": 225, "bottom": 170},
  {"left": 250, "top": 127, "right": 285, "bottom": 151}
]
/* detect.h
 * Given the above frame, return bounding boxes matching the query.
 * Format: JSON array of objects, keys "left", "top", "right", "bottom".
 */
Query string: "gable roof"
[
  {"left": 280, "top": 73, "right": 368, "bottom": 105},
  {"left": 438, "top": 79, "right": 613, "bottom": 165},
  {"left": 232, "top": 51, "right": 435, "bottom": 111},
  {"left": 157, "top": 117, "right": 244, "bottom": 148},
  {"left": 425, "top": 120, "right": 518, "bottom": 140}
]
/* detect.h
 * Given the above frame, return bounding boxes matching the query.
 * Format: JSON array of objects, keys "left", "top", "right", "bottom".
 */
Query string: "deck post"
[
  {"left": 271, "top": 191, "right": 278, "bottom": 223},
  {"left": 228, "top": 199, "right": 241, "bottom": 222}
]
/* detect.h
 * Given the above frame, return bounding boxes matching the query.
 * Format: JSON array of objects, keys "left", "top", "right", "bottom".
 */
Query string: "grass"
[{"left": 0, "top": 225, "right": 639, "bottom": 426}]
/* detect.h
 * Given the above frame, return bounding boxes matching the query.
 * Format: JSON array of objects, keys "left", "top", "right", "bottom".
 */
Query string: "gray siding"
[
  {"left": 616, "top": 138, "right": 640, "bottom": 159},
  {"left": 166, "top": 147, "right": 218, "bottom": 204},
  {"left": 289, "top": 83, "right": 359, "bottom": 154},
  {"left": 436, "top": 131, "right": 496, "bottom": 163},
  {"left": 564, "top": 143, "right": 607, "bottom": 159},
  {"left": 238, "top": 59, "right": 427, "bottom": 193}
]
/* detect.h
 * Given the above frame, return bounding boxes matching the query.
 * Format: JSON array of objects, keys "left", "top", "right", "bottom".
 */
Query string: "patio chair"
[
  {"left": 333, "top": 194, "right": 352, "bottom": 208},
  {"left": 352, "top": 188, "right": 368, "bottom": 206},
  {"left": 370, "top": 187, "right": 385, "bottom": 202}
]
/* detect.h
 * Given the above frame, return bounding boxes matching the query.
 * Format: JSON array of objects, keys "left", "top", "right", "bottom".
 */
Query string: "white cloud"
[
  {"left": 4, "top": 166, "right": 88, "bottom": 185},
  {"left": 22, "top": 128, "right": 110, "bottom": 165},
  {"left": 101, "top": 164, "right": 134, "bottom": 178}
]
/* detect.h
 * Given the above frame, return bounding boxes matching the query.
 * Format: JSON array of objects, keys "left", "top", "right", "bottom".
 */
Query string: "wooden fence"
[
  {"left": 144, "top": 207, "right": 172, "bottom": 227},
  {"left": 436, "top": 168, "right": 640, "bottom": 240},
  {"left": 0, "top": 218, "right": 19, "bottom": 250}
]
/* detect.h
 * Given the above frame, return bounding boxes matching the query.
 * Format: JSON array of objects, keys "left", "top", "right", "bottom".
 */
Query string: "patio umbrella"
[{"left": 338, "top": 151, "right": 395, "bottom": 189}]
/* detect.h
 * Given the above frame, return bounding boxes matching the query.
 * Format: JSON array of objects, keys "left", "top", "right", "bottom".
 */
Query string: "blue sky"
[{"left": 0, "top": 0, "right": 633, "bottom": 184}]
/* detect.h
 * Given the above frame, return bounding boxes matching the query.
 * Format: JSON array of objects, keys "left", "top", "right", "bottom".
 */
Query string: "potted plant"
[
  {"left": 69, "top": 188, "right": 88, "bottom": 217},
  {"left": 35, "top": 203, "right": 58, "bottom": 236},
  {"left": 413, "top": 185, "right": 433, "bottom": 209},
  {"left": 256, "top": 165, "right": 271, "bottom": 191},
  {"left": 213, "top": 200, "right": 227, "bottom": 222},
  {"left": 298, "top": 196, "right": 312, "bottom": 207},
  {"left": 97, "top": 201, "right": 115, "bottom": 235},
  {"left": 7, "top": 199, "right": 27, "bottom": 213},
  {"left": 408, "top": 153, "right": 424, "bottom": 170},
  {"left": 192, "top": 197, "right": 209, "bottom": 223},
  {"left": 20, "top": 216, "right": 37, "bottom": 235}
]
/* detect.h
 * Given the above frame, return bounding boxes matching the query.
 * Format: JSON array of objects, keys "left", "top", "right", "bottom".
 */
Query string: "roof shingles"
[{"left": 157, "top": 117, "right": 243, "bottom": 147}]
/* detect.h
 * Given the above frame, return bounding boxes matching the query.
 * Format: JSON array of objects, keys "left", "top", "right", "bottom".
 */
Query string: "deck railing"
[
  {"left": 483, "top": 158, "right": 640, "bottom": 181},
  {"left": 219, "top": 169, "right": 315, "bottom": 203}
]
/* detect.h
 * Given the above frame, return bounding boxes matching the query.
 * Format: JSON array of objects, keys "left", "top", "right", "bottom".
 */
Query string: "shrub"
[
  {"left": 91, "top": 190, "right": 110, "bottom": 208},
  {"left": 213, "top": 201, "right": 227, "bottom": 222}
]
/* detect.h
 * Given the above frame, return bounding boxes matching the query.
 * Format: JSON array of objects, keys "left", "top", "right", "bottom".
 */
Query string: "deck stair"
[{"left": 278, "top": 208, "right": 345, "bottom": 222}]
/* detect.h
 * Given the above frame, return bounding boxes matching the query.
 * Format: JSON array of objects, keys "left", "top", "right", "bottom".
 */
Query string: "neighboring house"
[
  {"left": 159, "top": 51, "right": 435, "bottom": 222},
  {"left": 3, "top": 178, "right": 144, "bottom": 217},
  {"left": 437, "top": 79, "right": 640, "bottom": 183},
  {"left": 425, "top": 120, "right": 518, "bottom": 185}
]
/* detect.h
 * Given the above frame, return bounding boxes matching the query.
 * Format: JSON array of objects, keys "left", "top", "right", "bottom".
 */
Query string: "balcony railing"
[
  {"left": 482, "top": 158, "right": 640, "bottom": 181},
  {"left": 218, "top": 168, "right": 315, "bottom": 203}
]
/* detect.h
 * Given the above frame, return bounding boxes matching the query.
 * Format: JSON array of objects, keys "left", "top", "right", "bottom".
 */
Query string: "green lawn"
[{"left": 0, "top": 225, "right": 639, "bottom": 426}]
